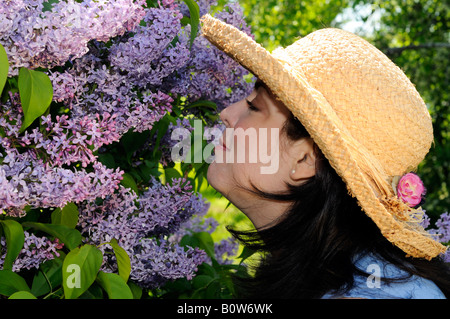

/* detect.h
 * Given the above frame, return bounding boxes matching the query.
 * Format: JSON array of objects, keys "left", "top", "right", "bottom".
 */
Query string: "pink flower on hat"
[{"left": 396, "top": 173, "right": 426, "bottom": 207}]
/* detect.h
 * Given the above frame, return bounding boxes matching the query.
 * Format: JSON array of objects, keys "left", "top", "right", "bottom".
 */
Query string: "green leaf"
[
  {"left": 181, "top": 232, "right": 216, "bottom": 259},
  {"left": 62, "top": 244, "right": 103, "bottom": 299},
  {"left": 0, "top": 219, "right": 25, "bottom": 271},
  {"left": 182, "top": 0, "right": 200, "bottom": 48},
  {"left": 23, "top": 221, "right": 81, "bottom": 250},
  {"left": 8, "top": 291, "right": 37, "bottom": 299},
  {"left": 96, "top": 271, "right": 133, "bottom": 299},
  {"left": 195, "top": 232, "right": 216, "bottom": 259},
  {"left": 18, "top": 67, "right": 53, "bottom": 132},
  {"left": 98, "top": 152, "right": 116, "bottom": 169},
  {"left": 51, "top": 202, "right": 79, "bottom": 229},
  {"left": 120, "top": 129, "right": 151, "bottom": 163},
  {"left": 205, "top": 280, "right": 221, "bottom": 298},
  {"left": 192, "top": 275, "right": 214, "bottom": 290},
  {"left": 128, "top": 281, "right": 143, "bottom": 299},
  {"left": 0, "top": 43, "right": 9, "bottom": 94},
  {"left": 120, "top": 173, "right": 139, "bottom": 194},
  {"left": 31, "top": 254, "right": 65, "bottom": 297},
  {"left": 184, "top": 100, "right": 217, "bottom": 111},
  {"left": 197, "top": 262, "right": 217, "bottom": 278},
  {"left": 109, "top": 239, "right": 131, "bottom": 282},
  {"left": 237, "top": 246, "right": 256, "bottom": 264},
  {"left": 42, "top": 0, "right": 60, "bottom": 12},
  {"left": 149, "top": 115, "right": 171, "bottom": 159},
  {"left": 79, "top": 282, "right": 103, "bottom": 299},
  {"left": 0, "top": 270, "right": 30, "bottom": 296},
  {"left": 164, "top": 167, "right": 182, "bottom": 182}
]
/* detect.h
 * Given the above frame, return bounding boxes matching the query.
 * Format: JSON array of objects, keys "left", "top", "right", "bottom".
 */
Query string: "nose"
[
  {"left": 219, "top": 107, "right": 231, "bottom": 128},
  {"left": 219, "top": 100, "right": 242, "bottom": 128}
]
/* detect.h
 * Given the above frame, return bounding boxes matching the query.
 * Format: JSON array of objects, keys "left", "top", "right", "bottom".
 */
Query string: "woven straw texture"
[{"left": 201, "top": 14, "right": 446, "bottom": 260}]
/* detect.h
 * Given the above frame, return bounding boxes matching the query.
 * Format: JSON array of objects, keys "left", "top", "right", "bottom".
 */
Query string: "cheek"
[
  {"left": 206, "top": 155, "right": 249, "bottom": 191},
  {"left": 207, "top": 125, "right": 289, "bottom": 195}
]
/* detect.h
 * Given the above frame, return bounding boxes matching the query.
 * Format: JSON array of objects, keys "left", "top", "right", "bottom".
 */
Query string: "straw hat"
[{"left": 200, "top": 14, "right": 447, "bottom": 260}]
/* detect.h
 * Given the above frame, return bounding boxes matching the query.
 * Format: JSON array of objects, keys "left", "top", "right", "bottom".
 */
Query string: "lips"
[{"left": 217, "top": 136, "right": 228, "bottom": 151}]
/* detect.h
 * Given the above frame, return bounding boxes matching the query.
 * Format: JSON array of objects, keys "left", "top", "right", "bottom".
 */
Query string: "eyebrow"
[
  {"left": 254, "top": 78, "right": 265, "bottom": 90},
  {"left": 254, "top": 78, "right": 277, "bottom": 98}
]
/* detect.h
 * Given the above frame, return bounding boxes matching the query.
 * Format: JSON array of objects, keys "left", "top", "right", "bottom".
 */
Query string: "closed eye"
[{"left": 246, "top": 99, "right": 259, "bottom": 111}]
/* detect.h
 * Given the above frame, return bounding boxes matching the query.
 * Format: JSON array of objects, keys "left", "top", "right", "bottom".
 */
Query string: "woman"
[{"left": 202, "top": 14, "right": 450, "bottom": 299}]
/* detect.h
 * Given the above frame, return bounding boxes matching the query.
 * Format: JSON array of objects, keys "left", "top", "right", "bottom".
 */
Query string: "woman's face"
[{"left": 207, "top": 82, "right": 317, "bottom": 228}]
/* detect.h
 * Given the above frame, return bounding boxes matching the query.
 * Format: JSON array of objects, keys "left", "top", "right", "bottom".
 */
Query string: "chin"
[
  {"left": 206, "top": 161, "right": 221, "bottom": 192},
  {"left": 207, "top": 160, "right": 233, "bottom": 196}
]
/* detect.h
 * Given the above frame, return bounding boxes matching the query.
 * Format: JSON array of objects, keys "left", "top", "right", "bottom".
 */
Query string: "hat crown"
[{"left": 279, "top": 28, "right": 433, "bottom": 176}]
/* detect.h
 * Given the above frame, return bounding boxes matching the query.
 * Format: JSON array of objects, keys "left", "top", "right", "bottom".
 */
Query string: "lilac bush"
[
  {"left": 168, "top": 2, "right": 253, "bottom": 110},
  {"left": 0, "top": 0, "right": 146, "bottom": 75},
  {"left": 0, "top": 231, "right": 64, "bottom": 272},
  {"left": 424, "top": 212, "right": 450, "bottom": 262},
  {"left": 0, "top": 0, "right": 254, "bottom": 299}
]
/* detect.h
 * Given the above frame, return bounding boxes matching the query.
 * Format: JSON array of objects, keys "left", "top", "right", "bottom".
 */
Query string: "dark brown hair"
[{"left": 228, "top": 113, "right": 450, "bottom": 299}]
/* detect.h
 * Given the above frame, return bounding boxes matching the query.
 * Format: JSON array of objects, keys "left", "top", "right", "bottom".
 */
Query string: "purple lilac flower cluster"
[
  {"left": 0, "top": 231, "right": 64, "bottom": 272},
  {"left": 0, "top": 0, "right": 251, "bottom": 288},
  {"left": 214, "top": 238, "right": 239, "bottom": 265},
  {"left": 0, "top": 97, "right": 123, "bottom": 215},
  {"left": 52, "top": 52, "right": 174, "bottom": 136},
  {"left": 0, "top": 149, "right": 123, "bottom": 215},
  {"left": 429, "top": 212, "right": 450, "bottom": 262},
  {"left": 78, "top": 179, "right": 210, "bottom": 288},
  {"left": 131, "top": 238, "right": 208, "bottom": 287},
  {"left": 422, "top": 212, "right": 450, "bottom": 262},
  {"left": 109, "top": 7, "right": 190, "bottom": 87},
  {"left": 168, "top": 2, "right": 254, "bottom": 110},
  {"left": 435, "top": 213, "right": 450, "bottom": 244},
  {"left": 134, "top": 178, "right": 202, "bottom": 236},
  {"left": 0, "top": 0, "right": 146, "bottom": 75}
]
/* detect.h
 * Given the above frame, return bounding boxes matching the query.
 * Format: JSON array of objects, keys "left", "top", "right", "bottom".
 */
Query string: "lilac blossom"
[
  {"left": 422, "top": 211, "right": 450, "bottom": 262},
  {"left": 167, "top": 3, "right": 255, "bottom": 110},
  {"left": 0, "top": 96, "right": 123, "bottom": 214},
  {"left": 178, "top": 0, "right": 218, "bottom": 19},
  {"left": 130, "top": 238, "right": 208, "bottom": 287},
  {"left": 0, "top": 149, "right": 123, "bottom": 215},
  {"left": 428, "top": 212, "right": 450, "bottom": 245},
  {"left": 48, "top": 70, "right": 80, "bottom": 105},
  {"left": 33, "top": 113, "right": 120, "bottom": 167},
  {"left": 0, "top": 231, "right": 64, "bottom": 272},
  {"left": 78, "top": 179, "right": 211, "bottom": 288},
  {"left": 78, "top": 179, "right": 209, "bottom": 248},
  {"left": 160, "top": 0, "right": 178, "bottom": 11},
  {"left": 133, "top": 178, "right": 198, "bottom": 236},
  {"left": 0, "top": 0, "right": 146, "bottom": 75},
  {"left": 155, "top": 118, "right": 225, "bottom": 166},
  {"left": 77, "top": 186, "right": 139, "bottom": 249},
  {"left": 214, "top": 238, "right": 239, "bottom": 265},
  {"left": 109, "top": 7, "right": 190, "bottom": 87},
  {"left": 436, "top": 212, "right": 450, "bottom": 244},
  {"left": 54, "top": 53, "right": 173, "bottom": 136}
]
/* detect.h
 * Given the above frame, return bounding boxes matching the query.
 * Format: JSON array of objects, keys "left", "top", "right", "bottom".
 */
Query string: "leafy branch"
[{"left": 384, "top": 42, "right": 450, "bottom": 56}]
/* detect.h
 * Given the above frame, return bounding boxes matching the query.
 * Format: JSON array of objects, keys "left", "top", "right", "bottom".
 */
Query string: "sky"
[{"left": 334, "top": 3, "right": 383, "bottom": 35}]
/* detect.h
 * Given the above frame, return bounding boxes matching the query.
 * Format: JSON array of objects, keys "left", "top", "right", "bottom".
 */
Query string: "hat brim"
[{"left": 200, "top": 14, "right": 446, "bottom": 260}]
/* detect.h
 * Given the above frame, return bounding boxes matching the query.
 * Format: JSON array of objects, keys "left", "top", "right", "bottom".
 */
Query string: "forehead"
[
  {"left": 255, "top": 79, "right": 280, "bottom": 102},
  {"left": 254, "top": 79, "right": 290, "bottom": 115},
  {"left": 255, "top": 78, "right": 270, "bottom": 93}
]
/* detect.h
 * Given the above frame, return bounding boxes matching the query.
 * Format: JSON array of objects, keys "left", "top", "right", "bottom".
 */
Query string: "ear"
[{"left": 288, "top": 138, "right": 317, "bottom": 181}]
